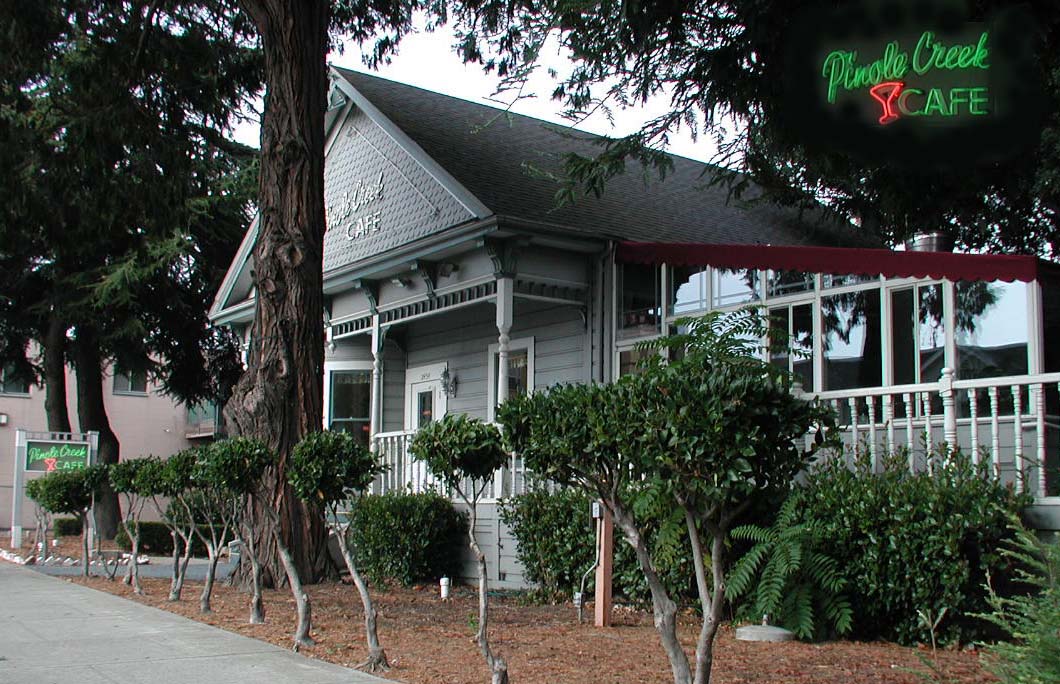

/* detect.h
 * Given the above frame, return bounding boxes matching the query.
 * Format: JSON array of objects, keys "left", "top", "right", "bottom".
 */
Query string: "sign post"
[{"left": 10, "top": 430, "right": 98, "bottom": 549}]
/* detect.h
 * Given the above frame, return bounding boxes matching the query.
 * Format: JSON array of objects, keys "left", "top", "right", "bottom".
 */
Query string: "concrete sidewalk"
[{"left": 0, "top": 562, "right": 387, "bottom": 684}]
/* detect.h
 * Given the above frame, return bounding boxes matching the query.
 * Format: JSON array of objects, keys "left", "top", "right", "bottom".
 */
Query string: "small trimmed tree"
[
  {"left": 109, "top": 458, "right": 156, "bottom": 593},
  {"left": 23, "top": 478, "right": 52, "bottom": 564},
  {"left": 498, "top": 310, "right": 836, "bottom": 684},
  {"left": 142, "top": 450, "right": 197, "bottom": 601},
  {"left": 189, "top": 443, "right": 243, "bottom": 614},
  {"left": 409, "top": 414, "right": 511, "bottom": 684},
  {"left": 289, "top": 431, "right": 387, "bottom": 671},
  {"left": 24, "top": 465, "right": 107, "bottom": 577}
]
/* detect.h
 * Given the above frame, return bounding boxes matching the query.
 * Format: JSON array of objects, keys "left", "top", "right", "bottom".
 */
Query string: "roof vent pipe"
[{"left": 905, "top": 231, "right": 954, "bottom": 252}]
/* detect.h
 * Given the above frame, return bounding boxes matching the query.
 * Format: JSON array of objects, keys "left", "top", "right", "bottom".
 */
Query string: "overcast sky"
[{"left": 233, "top": 26, "right": 718, "bottom": 164}]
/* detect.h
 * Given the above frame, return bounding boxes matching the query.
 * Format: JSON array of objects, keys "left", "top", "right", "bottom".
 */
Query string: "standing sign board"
[{"left": 10, "top": 429, "right": 98, "bottom": 549}]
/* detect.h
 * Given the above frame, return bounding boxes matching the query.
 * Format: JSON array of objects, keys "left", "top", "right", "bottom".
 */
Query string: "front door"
[{"left": 405, "top": 363, "right": 449, "bottom": 431}]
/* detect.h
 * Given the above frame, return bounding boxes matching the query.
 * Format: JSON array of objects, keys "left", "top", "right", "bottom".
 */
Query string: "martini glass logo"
[
  {"left": 44, "top": 457, "right": 58, "bottom": 472},
  {"left": 869, "top": 81, "right": 904, "bottom": 125}
]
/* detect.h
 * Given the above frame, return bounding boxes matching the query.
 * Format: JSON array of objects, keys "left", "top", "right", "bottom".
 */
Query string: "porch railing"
[{"left": 804, "top": 369, "right": 1060, "bottom": 497}]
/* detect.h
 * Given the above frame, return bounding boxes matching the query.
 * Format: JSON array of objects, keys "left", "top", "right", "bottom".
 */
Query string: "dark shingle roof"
[{"left": 335, "top": 68, "right": 866, "bottom": 248}]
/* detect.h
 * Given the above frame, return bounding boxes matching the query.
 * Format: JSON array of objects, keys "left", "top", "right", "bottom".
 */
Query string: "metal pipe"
[{"left": 576, "top": 516, "right": 602, "bottom": 623}]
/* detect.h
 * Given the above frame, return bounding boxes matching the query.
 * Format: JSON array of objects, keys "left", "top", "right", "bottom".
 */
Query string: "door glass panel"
[
  {"left": 891, "top": 288, "right": 916, "bottom": 385},
  {"left": 417, "top": 390, "right": 434, "bottom": 427},
  {"left": 918, "top": 284, "right": 946, "bottom": 383},
  {"left": 822, "top": 289, "right": 882, "bottom": 390},
  {"left": 792, "top": 303, "right": 814, "bottom": 390}
]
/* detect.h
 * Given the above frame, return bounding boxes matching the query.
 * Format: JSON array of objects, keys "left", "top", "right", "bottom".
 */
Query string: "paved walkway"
[{"left": 0, "top": 562, "right": 388, "bottom": 684}]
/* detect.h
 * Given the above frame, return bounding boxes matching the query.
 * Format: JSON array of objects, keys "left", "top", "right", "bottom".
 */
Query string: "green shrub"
[
  {"left": 796, "top": 449, "right": 1030, "bottom": 645},
  {"left": 346, "top": 492, "right": 467, "bottom": 585},
  {"left": 499, "top": 488, "right": 696, "bottom": 604},
  {"left": 53, "top": 517, "right": 82, "bottom": 537},
  {"left": 114, "top": 521, "right": 208, "bottom": 557}
]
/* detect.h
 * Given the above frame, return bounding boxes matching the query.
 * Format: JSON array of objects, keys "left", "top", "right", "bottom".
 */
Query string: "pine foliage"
[{"left": 729, "top": 492, "right": 853, "bottom": 640}]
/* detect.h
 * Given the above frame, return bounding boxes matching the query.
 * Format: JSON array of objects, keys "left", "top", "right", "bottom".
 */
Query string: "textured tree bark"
[
  {"left": 43, "top": 315, "right": 72, "bottom": 433},
  {"left": 71, "top": 333, "right": 121, "bottom": 539},
  {"left": 610, "top": 500, "right": 692, "bottom": 684},
  {"left": 334, "top": 524, "right": 389, "bottom": 671},
  {"left": 224, "top": 0, "right": 330, "bottom": 587}
]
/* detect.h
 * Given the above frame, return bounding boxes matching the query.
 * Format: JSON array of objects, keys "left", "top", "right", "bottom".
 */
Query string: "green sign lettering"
[{"left": 26, "top": 440, "right": 90, "bottom": 472}]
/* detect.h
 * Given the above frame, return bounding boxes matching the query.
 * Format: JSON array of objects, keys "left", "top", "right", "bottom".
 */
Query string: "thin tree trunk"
[
  {"left": 43, "top": 315, "right": 71, "bottom": 433},
  {"left": 243, "top": 528, "right": 266, "bottom": 624},
  {"left": 464, "top": 493, "right": 509, "bottom": 684},
  {"left": 123, "top": 527, "right": 143, "bottom": 594},
  {"left": 174, "top": 530, "right": 194, "bottom": 599},
  {"left": 271, "top": 519, "right": 314, "bottom": 649},
  {"left": 224, "top": 0, "right": 330, "bottom": 588},
  {"left": 71, "top": 333, "right": 120, "bottom": 538},
  {"left": 683, "top": 506, "right": 721, "bottom": 684},
  {"left": 201, "top": 547, "right": 221, "bottom": 613},
  {"left": 610, "top": 500, "right": 691, "bottom": 684},
  {"left": 80, "top": 513, "right": 90, "bottom": 578},
  {"left": 168, "top": 529, "right": 181, "bottom": 600},
  {"left": 334, "top": 524, "right": 388, "bottom": 671}
]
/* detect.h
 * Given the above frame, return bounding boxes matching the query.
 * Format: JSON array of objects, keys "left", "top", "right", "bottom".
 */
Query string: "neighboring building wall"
[{"left": 1, "top": 366, "right": 200, "bottom": 531}]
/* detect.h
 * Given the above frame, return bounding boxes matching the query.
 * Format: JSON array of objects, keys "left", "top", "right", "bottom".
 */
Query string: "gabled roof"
[{"left": 333, "top": 67, "right": 863, "bottom": 247}]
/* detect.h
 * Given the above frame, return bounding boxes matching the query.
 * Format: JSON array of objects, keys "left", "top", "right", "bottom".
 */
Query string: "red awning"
[{"left": 615, "top": 242, "right": 1053, "bottom": 283}]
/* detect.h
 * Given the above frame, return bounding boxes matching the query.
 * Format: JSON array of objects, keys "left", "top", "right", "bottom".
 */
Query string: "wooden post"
[{"left": 594, "top": 506, "right": 614, "bottom": 627}]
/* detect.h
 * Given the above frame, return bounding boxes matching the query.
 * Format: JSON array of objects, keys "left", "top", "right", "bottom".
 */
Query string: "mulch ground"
[{"left": 52, "top": 571, "right": 994, "bottom": 684}]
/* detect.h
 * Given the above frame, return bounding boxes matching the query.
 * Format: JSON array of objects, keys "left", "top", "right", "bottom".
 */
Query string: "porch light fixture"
[
  {"left": 391, "top": 276, "right": 412, "bottom": 288},
  {"left": 440, "top": 368, "right": 458, "bottom": 397}
]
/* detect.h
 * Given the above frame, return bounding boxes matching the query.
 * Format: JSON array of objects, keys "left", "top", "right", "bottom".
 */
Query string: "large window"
[
  {"left": 769, "top": 303, "right": 814, "bottom": 391},
  {"left": 0, "top": 364, "right": 30, "bottom": 395},
  {"left": 955, "top": 280, "right": 1028, "bottom": 379},
  {"left": 618, "top": 263, "right": 660, "bottom": 340},
  {"left": 712, "top": 268, "right": 760, "bottom": 307},
  {"left": 113, "top": 369, "right": 148, "bottom": 394},
  {"left": 670, "top": 266, "right": 707, "bottom": 314},
  {"left": 822, "top": 290, "right": 882, "bottom": 391},
  {"left": 890, "top": 283, "right": 946, "bottom": 385},
  {"left": 329, "top": 369, "right": 371, "bottom": 444}
]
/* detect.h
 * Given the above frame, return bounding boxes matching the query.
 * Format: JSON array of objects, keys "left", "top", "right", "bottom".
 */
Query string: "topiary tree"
[
  {"left": 140, "top": 450, "right": 197, "bottom": 601},
  {"left": 23, "top": 478, "right": 52, "bottom": 564},
  {"left": 188, "top": 443, "right": 245, "bottom": 614},
  {"left": 24, "top": 465, "right": 108, "bottom": 577},
  {"left": 498, "top": 309, "right": 836, "bottom": 684},
  {"left": 409, "top": 414, "right": 511, "bottom": 684},
  {"left": 289, "top": 430, "right": 387, "bottom": 671},
  {"left": 109, "top": 458, "right": 156, "bottom": 594}
]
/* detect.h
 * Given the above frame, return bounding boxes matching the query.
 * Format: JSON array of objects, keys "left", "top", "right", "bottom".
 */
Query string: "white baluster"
[
  {"left": 904, "top": 392, "right": 915, "bottom": 469},
  {"left": 968, "top": 389, "right": 979, "bottom": 466},
  {"left": 1013, "top": 386, "right": 1024, "bottom": 494},
  {"left": 1035, "top": 383, "right": 1046, "bottom": 497},
  {"left": 848, "top": 397, "right": 859, "bottom": 460},
  {"left": 989, "top": 386, "right": 1001, "bottom": 480},
  {"left": 940, "top": 368, "right": 957, "bottom": 459},
  {"left": 868, "top": 398, "right": 878, "bottom": 472},
  {"left": 923, "top": 392, "right": 934, "bottom": 474},
  {"left": 884, "top": 394, "right": 895, "bottom": 458}
]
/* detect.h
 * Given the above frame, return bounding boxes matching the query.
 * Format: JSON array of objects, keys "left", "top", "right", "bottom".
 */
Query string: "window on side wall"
[
  {"left": 488, "top": 337, "right": 534, "bottom": 422},
  {"left": 329, "top": 369, "right": 371, "bottom": 445},
  {"left": 618, "top": 263, "right": 661, "bottom": 340},
  {"left": 113, "top": 369, "right": 148, "bottom": 395},
  {"left": 0, "top": 364, "right": 31, "bottom": 395}
]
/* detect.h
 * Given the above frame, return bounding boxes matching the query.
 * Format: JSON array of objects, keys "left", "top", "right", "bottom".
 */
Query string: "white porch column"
[
  {"left": 940, "top": 367, "right": 957, "bottom": 454},
  {"left": 369, "top": 313, "right": 383, "bottom": 441},
  {"left": 496, "top": 277, "right": 514, "bottom": 407}
]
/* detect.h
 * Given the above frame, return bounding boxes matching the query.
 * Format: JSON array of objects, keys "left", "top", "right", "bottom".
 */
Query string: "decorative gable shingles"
[{"left": 322, "top": 107, "right": 476, "bottom": 273}]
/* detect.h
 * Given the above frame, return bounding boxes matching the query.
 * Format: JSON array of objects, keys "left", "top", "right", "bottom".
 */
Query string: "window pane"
[
  {"left": 767, "top": 270, "right": 814, "bottom": 298},
  {"left": 956, "top": 281, "right": 1028, "bottom": 379},
  {"left": 712, "top": 268, "right": 759, "bottom": 307},
  {"left": 331, "top": 371, "right": 371, "bottom": 420},
  {"left": 918, "top": 284, "right": 946, "bottom": 383},
  {"left": 768, "top": 307, "right": 789, "bottom": 373},
  {"left": 891, "top": 288, "right": 916, "bottom": 385},
  {"left": 792, "top": 303, "right": 814, "bottom": 391},
  {"left": 495, "top": 349, "right": 530, "bottom": 401},
  {"left": 114, "top": 370, "right": 147, "bottom": 394},
  {"left": 417, "top": 390, "right": 434, "bottom": 426},
  {"left": 618, "top": 263, "right": 660, "bottom": 339},
  {"left": 619, "top": 348, "right": 653, "bottom": 377},
  {"left": 331, "top": 419, "right": 370, "bottom": 446},
  {"left": 670, "top": 266, "right": 707, "bottom": 314},
  {"left": 822, "top": 273, "right": 877, "bottom": 289},
  {"left": 823, "top": 290, "right": 882, "bottom": 390},
  {"left": 1, "top": 365, "right": 30, "bottom": 394}
]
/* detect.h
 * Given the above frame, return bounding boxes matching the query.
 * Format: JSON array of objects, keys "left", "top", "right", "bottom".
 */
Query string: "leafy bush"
[
  {"left": 115, "top": 521, "right": 207, "bottom": 556},
  {"left": 500, "top": 488, "right": 696, "bottom": 604},
  {"left": 982, "top": 522, "right": 1060, "bottom": 684},
  {"left": 347, "top": 492, "right": 467, "bottom": 585},
  {"left": 796, "top": 449, "right": 1029, "bottom": 645},
  {"left": 53, "top": 517, "right": 82, "bottom": 537}
]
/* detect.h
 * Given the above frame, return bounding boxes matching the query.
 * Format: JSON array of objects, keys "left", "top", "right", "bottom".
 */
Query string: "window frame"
[
  {"left": 323, "top": 359, "right": 373, "bottom": 435},
  {"left": 112, "top": 369, "right": 149, "bottom": 396},
  {"left": 0, "top": 365, "right": 31, "bottom": 397}
]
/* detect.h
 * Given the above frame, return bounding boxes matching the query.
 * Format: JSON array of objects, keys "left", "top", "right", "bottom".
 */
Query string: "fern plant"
[{"left": 728, "top": 492, "right": 853, "bottom": 640}]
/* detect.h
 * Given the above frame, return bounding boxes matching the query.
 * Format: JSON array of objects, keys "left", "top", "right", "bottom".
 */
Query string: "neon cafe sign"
[{"left": 822, "top": 30, "right": 992, "bottom": 125}]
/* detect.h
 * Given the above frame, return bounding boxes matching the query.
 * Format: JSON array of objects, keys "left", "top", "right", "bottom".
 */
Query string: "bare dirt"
[{"left": 55, "top": 571, "right": 994, "bottom": 684}]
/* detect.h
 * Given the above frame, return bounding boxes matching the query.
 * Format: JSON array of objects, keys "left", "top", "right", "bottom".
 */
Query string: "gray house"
[{"left": 211, "top": 69, "right": 1060, "bottom": 587}]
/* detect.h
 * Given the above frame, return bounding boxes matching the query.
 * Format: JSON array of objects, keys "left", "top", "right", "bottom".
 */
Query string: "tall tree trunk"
[
  {"left": 224, "top": 0, "right": 330, "bottom": 587},
  {"left": 71, "top": 333, "right": 121, "bottom": 538},
  {"left": 463, "top": 492, "right": 509, "bottom": 684},
  {"left": 43, "top": 315, "right": 72, "bottom": 433}
]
